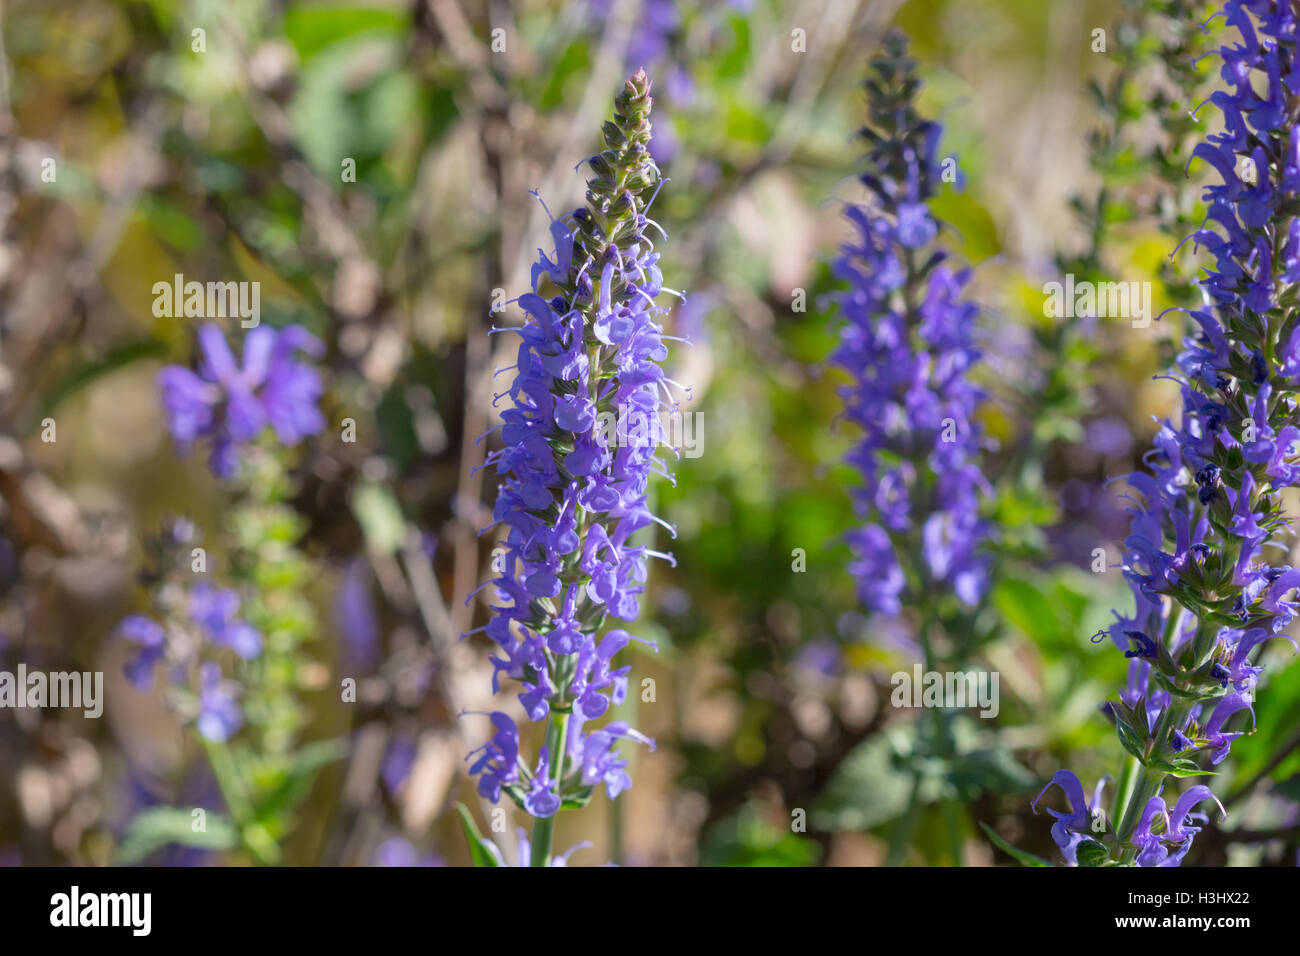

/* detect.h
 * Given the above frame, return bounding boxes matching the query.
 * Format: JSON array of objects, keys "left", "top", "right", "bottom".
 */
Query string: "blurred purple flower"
[
  {"left": 372, "top": 837, "right": 443, "bottom": 867},
  {"left": 796, "top": 640, "right": 841, "bottom": 679},
  {"left": 158, "top": 322, "right": 325, "bottom": 477},
  {"left": 832, "top": 41, "right": 989, "bottom": 617},
  {"left": 1086, "top": 416, "right": 1134, "bottom": 458},
  {"left": 483, "top": 828, "right": 592, "bottom": 867},
  {"left": 189, "top": 583, "right": 261, "bottom": 659},
  {"left": 335, "top": 557, "right": 380, "bottom": 670},
  {"left": 381, "top": 735, "right": 417, "bottom": 793},
  {"left": 196, "top": 661, "right": 242, "bottom": 742},
  {"left": 119, "top": 614, "right": 167, "bottom": 690}
]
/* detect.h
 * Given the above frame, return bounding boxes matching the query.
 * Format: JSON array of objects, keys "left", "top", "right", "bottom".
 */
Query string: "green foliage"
[
  {"left": 699, "top": 804, "right": 820, "bottom": 867},
  {"left": 456, "top": 805, "right": 502, "bottom": 868},
  {"left": 118, "top": 808, "right": 239, "bottom": 864},
  {"left": 978, "top": 822, "right": 1051, "bottom": 867}
]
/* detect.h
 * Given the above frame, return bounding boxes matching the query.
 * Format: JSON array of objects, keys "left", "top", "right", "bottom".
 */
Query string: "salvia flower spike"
[
  {"left": 833, "top": 30, "right": 990, "bottom": 619},
  {"left": 465, "top": 69, "right": 682, "bottom": 866},
  {"left": 1036, "top": 0, "right": 1300, "bottom": 866}
]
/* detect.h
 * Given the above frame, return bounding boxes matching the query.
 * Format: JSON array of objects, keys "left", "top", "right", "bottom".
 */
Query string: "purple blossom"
[
  {"left": 1044, "top": 0, "right": 1300, "bottom": 866},
  {"left": 466, "top": 711, "right": 520, "bottom": 804},
  {"left": 371, "top": 837, "right": 442, "bottom": 868},
  {"left": 1031, "top": 770, "right": 1107, "bottom": 866},
  {"left": 196, "top": 661, "right": 242, "bottom": 742},
  {"left": 464, "top": 73, "right": 672, "bottom": 835},
  {"left": 335, "top": 557, "right": 380, "bottom": 670},
  {"left": 483, "top": 828, "right": 592, "bottom": 867},
  {"left": 1130, "top": 796, "right": 1170, "bottom": 867},
  {"left": 158, "top": 322, "right": 325, "bottom": 477},
  {"left": 570, "top": 718, "right": 655, "bottom": 800},
  {"left": 119, "top": 615, "right": 166, "bottom": 690},
  {"left": 118, "top": 581, "right": 262, "bottom": 744},
  {"left": 1199, "top": 692, "right": 1255, "bottom": 765},
  {"left": 831, "top": 33, "right": 989, "bottom": 617},
  {"left": 522, "top": 747, "right": 562, "bottom": 818},
  {"left": 381, "top": 735, "right": 417, "bottom": 793},
  {"left": 189, "top": 583, "right": 262, "bottom": 659}
]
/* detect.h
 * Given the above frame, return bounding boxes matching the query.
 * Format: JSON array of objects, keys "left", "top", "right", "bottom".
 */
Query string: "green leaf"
[
  {"left": 560, "top": 786, "right": 595, "bottom": 811},
  {"left": 993, "top": 577, "right": 1066, "bottom": 646},
  {"left": 1151, "top": 669, "right": 1222, "bottom": 701},
  {"left": 252, "top": 738, "right": 347, "bottom": 825},
  {"left": 949, "top": 747, "right": 1038, "bottom": 797},
  {"left": 284, "top": 5, "right": 407, "bottom": 61},
  {"left": 1146, "top": 757, "right": 1214, "bottom": 778},
  {"left": 118, "top": 807, "right": 238, "bottom": 863},
  {"left": 455, "top": 804, "right": 501, "bottom": 867},
  {"left": 1076, "top": 839, "right": 1110, "bottom": 867},
  {"left": 1116, "top": 722, "right": 1149, "bottom": 762},
  {"left": 978, "top": 822, "right": 1051, "bottom": 867},
  {"left": 699, "top": 803, "right": 820, "bottom": 867},
  {"left": 812, "top": 731, "right": 917, "bottom": 831},
  {"left": 928, "top": 191, "right": 1001, "bottom": 263}
]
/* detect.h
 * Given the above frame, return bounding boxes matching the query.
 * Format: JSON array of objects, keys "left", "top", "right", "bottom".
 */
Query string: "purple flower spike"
[
  {"left": 832, "top": 31, "right": 989, "bottom": 619},
  {"left": 463, "top": 72, "right": 673, "bottom": 833},
  {"left": 1046, "top": 0, "right": 1300, "bottom": 867}
]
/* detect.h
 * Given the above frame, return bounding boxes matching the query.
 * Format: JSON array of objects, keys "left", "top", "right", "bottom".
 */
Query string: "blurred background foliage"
[{"left": 1, "top": 0, "right": 1297, "bottom": 866}]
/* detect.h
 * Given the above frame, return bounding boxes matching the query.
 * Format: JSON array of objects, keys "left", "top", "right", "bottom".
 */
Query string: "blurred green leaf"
[
  {"left": 993, "top": 576, "right": 1065, "bottom": 646},
  {"left": 118, "top": 807, "right": 238, "bottom": 863},
  {"left": 813, "top": 731, "right": 916, "bottom": 831},
  {"left": 284, "top": 5, "right": 407, "bottom": 60},
  {"left": 978, "top": 822, "right": 1050, "bottom": 867},
  {"left": 950, "top": 746, "right": 1037, "bottom": 796},
  {"left": 252, "top": 738, "right": 347, "bottom": 826},
  {"left": 700, "top": 804, "right": 820, "bottom": 867}
]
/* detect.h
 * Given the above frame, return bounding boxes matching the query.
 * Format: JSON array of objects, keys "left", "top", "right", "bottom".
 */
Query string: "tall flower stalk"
[
  {"left": 1034, "top": 0, "right": 1300, "bottom": 866},
  {"left": 834, "top": 33, "right": 989, "bottom": 617},
  {"left": 462, "top": 70, "right": 680, "bottom": 867},
  {"left": 117, "top": 322, "right": 337, "bottom": 864},
  {"left": 831, "top": 31, "right": 990, "bottom": 864}
]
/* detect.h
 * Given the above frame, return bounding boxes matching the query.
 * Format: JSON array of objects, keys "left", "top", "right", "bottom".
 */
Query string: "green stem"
[
  {"left": 1112, "top": 754, "right": 1140, "bottom": 830},
  {"left": 941, "top": 795, "right": 964, "bottom": 866},
  {"left": 1115, "top": 763, "right": 1166, "bottom": 865},
  {"left": 1114, "top": 695, "right": 1194, "bottom": 864},
  {"left": 885, "top": 774, "right": 923, "bottom": 866},
  {"left": 201, "top": 737, "right": 280, "bottom": 865},
  {"left": 917, "top": 600, "right": 965, "bottom": 865},
  {"left": 529, "top": 710, "right": 570, "bottom": 867}
]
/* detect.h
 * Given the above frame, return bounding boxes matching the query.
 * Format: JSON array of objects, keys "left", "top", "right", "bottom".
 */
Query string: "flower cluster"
[
  {"left": 119, "top": 524, "right": 261, "bottom": 743},
  {"left": 465, "top": 71, "right": 679, "bottom": 859},
  {"left": 158, "top": 322, "right": 326, "bottom": 477},
  {"left": 1033, "top": 771, "right": 1224, "bottom": 866},
  {"left": 832, "top": 31, "right": 989, "bottom": 617},
  {"left": 117, "top": 322, "right": 329, "bottom": 864},
  {"left": 1037, "top": 0, "right": 1300, "bottom": 866}
]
